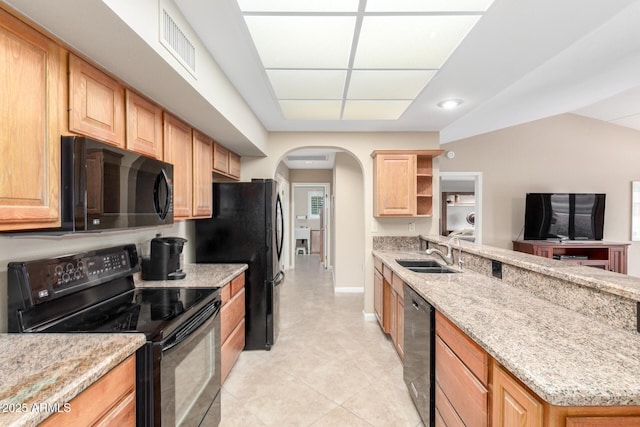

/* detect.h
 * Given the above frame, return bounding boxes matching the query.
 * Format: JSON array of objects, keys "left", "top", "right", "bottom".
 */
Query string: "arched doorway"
[{"left": 273, "top": 147, "right": 365, "bottom": 294}]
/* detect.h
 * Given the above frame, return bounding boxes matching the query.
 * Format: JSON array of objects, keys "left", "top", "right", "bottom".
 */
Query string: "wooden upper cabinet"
[
  {"left": 213, "top": 142, "right": 229, "bottom": 175},
  {"left": 228, "top": 151, "right": 241, "bottom": 179},
  {"left": 125, "top": 89, "right": 163, "bottom": 159},
  {"left": 212, "top": 142, "right": 241, "bottom": 180},
  {"left": 372, "top": 150, "right": 443, "bottom": 217},
  {"left": 163, "top": 113, "right": 192, "bottom": 219},
  {"left": 0, "top": 8, "right": 64, "bottom": 230},
  {"left": 192, "top": 130, "right": 213, "bottom": 218},
  {"left": 69, "top": 54, "right": 125, "bottom": 147},
  {"left": 373, "top": 153, "right": 416, "bottom": 216}
]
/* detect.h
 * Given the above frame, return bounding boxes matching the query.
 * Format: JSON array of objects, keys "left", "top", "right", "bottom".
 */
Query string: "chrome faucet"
[{"left": 425, "top": 231, "right": 473, "bottom": 267}]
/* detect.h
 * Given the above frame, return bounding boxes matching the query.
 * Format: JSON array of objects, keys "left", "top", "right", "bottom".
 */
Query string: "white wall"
[
  {"left": 241, "top": 131, "right": 441, "bottom": 314},
  {"left": 440, "top": 113, "right": 640, "bottom": 276},
  {"left": 333, "top": 153, "right": 365, "bottom": 291}
]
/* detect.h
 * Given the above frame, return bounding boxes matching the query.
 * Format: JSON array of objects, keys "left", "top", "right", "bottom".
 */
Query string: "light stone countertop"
[
  {"left": 1, "top": 263, "right": 245, "bottom": 427},
  {"left": 0, "top": 333, "right": 146, "bottom": 427},
  {"left": 134, "top": 262, "right": 247, "bottom": 288},
  {"left": 422, "top": 235, "right": 640, "bottom": 301},
  {"left": 374, "top": 249, "right": 640, "bottom": 407}
]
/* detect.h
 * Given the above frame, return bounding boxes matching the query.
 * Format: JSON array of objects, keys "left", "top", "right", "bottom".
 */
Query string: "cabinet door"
[
  {"left": 609, "top": 247, "right": 627, "bottom": 274},
  {"left": 69, "top": 54, "right": 124, "bottom": 147},
  {"left": 163, "top": 113, "right": 192, "bottom": 219},
  {"left": 229, "top": 151, "right": 241, "bottom": 179},
  {"left": 0, "top": 9, "right": 63, "bottom": 230},
  {"left": 125, "top": 90, "right": 163, "bottom": 159},
  {"left": 213, "top": 142, "right": 229, "bottom": 174},
  {"left": 192, "top": 130, "right": 213, "bottom": 218},
  {"left": 374, "top": 269, "right": 384, "bottom": 327},
  {"left": 374, "top": 154, "right": 416, "bottom": 216},
  {"left": 492, "top": 362, "right": 543, "bottom": 427},
  {"left": 566, "top": 417, "right": 640, "bottom": 427},
  {"left": 396, "top": 291, "right": 404, "bottom": 361}
]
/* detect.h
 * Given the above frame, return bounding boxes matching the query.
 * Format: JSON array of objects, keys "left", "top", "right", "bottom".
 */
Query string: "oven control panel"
[{"left": 12, "top": 244, "right": 139, "bottom": 306}]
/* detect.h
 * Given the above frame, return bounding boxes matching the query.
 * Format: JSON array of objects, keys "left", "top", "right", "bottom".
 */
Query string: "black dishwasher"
[{"left": 403, "top": 284, "right": 435, "bottom": 426}]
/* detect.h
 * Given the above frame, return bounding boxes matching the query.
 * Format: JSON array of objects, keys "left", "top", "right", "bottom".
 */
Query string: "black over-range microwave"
[{"left": 57, "top": 136, "right": 174, "bottom": 232}]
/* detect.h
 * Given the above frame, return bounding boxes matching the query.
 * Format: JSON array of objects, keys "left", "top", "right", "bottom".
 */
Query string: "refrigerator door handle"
[
  {"left": 275, "top": 194, "right": 284, "bottom": 261},
  {"left": 273, "top": 270, "right": 285, "bottom": 287}
]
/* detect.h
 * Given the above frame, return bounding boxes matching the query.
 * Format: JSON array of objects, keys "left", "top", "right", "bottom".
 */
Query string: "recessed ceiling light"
[{"left": 437, "top": 99, "right": 463, "bottom": 109}]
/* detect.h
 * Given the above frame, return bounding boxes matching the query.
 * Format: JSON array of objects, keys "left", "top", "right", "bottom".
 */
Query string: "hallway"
[{"left": 220, "top": 255, "right": 422, "bottom": 426}]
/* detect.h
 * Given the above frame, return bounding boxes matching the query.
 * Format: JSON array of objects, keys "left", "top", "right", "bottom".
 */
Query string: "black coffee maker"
[{"left": 141, "top": 236, "right": 187, "bottom": 280}]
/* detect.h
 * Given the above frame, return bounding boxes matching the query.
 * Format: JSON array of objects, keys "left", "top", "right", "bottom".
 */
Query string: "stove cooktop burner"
[{"left": 43, "top": 287, "right": 218, "bottom": 340}]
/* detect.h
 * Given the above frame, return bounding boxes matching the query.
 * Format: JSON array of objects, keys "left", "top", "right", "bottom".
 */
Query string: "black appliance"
[
  {"left": 195, "top": 179, "right": 285, "bottom": 350},
  {"left": 7, "top": 245, "right": 221, "bottom": 427},
  {"left": 404, "top": 284, "right": 435, "bottom": 426},
  {"left": 142, "top": 236, "right": 187, "bottom": 280},
  {"left": 56, "top": 135, "right": 173, "bottom": 232},
  {"left": 524, "top": 193, "right": 606, "bottom": 241}
]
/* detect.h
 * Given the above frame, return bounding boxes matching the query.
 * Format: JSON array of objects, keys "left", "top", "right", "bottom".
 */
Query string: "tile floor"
[{"left": 220, "top": 255, "right": 423, "bottom": 426}]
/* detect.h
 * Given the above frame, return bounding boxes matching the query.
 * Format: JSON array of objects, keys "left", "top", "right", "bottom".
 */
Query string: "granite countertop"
[
  {"left": 134, "top": 263, "right": 247, "bottom": 288},
  {"left": 0, "top": 334, "right": 145, "bottom": 427},
  {"left": 373, "top": 249, "right": 640, "bottom": 407},
  {"left": 421, "top": 234, "right": 640, "bottom": 301}
]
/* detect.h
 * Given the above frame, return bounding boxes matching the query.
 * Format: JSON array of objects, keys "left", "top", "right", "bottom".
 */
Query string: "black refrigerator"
[{"left": 195, "top": 179, "right": 285, "bottom": 350}]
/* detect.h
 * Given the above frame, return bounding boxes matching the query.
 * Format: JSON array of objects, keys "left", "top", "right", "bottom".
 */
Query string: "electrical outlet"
[
  {"left": 408, "top": 222, "right": 415, "bottom": 232},
  {"left": 372, "top": 221, "right": 378, "bottom": 233}
]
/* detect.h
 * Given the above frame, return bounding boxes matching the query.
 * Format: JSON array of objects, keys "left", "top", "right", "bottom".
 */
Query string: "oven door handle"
[{"left": 162, "top": 300, "right": 220, "bottom": 352}]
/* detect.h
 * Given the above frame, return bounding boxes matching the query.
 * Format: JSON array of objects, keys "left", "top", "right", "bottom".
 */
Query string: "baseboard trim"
[
  {"left": 334, "top": 287, "right": 364, "bottom": 293},
  {"left": 362, "top": 312, "right": 377, "bottom": 322}
]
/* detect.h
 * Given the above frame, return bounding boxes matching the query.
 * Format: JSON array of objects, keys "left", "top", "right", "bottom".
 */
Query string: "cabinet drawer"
[
  {"left": 221, "top": 318, "right": 245, "bottom": 383},
  {"left": 391, "top": 272, "right": 404, "bottom": 297},
  {"left": 374, "top": 257, "right": 383, "bottom": 273},
  {"left": 220, "top": 283, "right": 231, "bottom": 306},
  {"left": 436, "top": 336, "right": 488, "bottom": 427},
  {"left": 230, "top": 272, "right": 245, "bottom": 297},
  {"left": 383, "top": 264, "right": 392, "bottom": 283},
  {"left": 221, "top": 287, "right": 245, "bottom": 343},
  {"left": 436, "top": 383, "right": 465, "bottom": 427},
  {"left": 436, "top": 311, "right": 488, "bottom": 386}
]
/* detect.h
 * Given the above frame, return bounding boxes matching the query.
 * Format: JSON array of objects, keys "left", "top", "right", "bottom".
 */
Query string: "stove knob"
[
  {"left": 62, "top": 273, "right": 70, "bottom": 283},
  {"left": 66, "top": 263, "right": 74, "bottom": 272}
]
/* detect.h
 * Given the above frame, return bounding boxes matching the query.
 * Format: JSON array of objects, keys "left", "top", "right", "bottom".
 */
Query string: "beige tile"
[
  {"left": 310, "top": 406, "right": 373, "bottom": 426},
  {"left": 221, "top": 254, "right": 421, "bottom": 426}
]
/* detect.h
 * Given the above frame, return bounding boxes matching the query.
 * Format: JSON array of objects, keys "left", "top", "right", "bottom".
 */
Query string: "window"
[{"left": 308, "top": 191, "right": 323, "bottom": 219}]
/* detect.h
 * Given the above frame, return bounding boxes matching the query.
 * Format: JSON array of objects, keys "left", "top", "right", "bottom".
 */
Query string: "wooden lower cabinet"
[
  {"left": 492, "top": 361, "right": 543, "bottom": 427},
  {"left": 513, "top": 240, "right": 629, "bottom": 274},
  {"left": 390, "top": 272, "right": 404, "bottom": 361},
  {"left": 41, "top": 355, "right": 136, "bottom": 427},
  {"left": 435, "top": 310, "right": 489, "bottom": 427},
  {"left": 220, "top": 272, "right": 246, "bottom": 383}
]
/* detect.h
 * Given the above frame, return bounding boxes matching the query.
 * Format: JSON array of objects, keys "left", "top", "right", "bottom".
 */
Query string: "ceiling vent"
[
  {"left": 161, "top": 8, "right": 196, "bottom": 75},
  {"left": 287, "top": 155, "right": 328, "bottom": 162}
]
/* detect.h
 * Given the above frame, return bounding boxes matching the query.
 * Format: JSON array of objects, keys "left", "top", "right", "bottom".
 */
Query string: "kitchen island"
[
  {"left": 374, "top": 236, "right": 640, "bottom": 424},
  {"left": 0, "top": 334, "right": 145, "bottom": 427}
]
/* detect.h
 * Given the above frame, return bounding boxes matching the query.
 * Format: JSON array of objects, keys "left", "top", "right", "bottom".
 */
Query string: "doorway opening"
[
  {"left": 290, "top": 182, "right": 331, "bottom": 270},
  {"left": 440, "top": 172, "right": 483, "bottom": 244}
]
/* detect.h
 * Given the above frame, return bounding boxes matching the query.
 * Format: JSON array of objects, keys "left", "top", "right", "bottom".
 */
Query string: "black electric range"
[{"left": 7, "top": 244, "right": 222, "bottom": 426}]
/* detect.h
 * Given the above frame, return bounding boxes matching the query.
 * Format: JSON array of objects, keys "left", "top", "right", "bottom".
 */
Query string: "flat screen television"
[{"left": 524, "top": 193, "right": 606, "bottom": 241}]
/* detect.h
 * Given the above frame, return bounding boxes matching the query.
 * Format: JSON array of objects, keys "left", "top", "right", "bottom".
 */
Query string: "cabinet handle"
[{"left": 412, "top": 300, "right": 420, "bottom": 310}]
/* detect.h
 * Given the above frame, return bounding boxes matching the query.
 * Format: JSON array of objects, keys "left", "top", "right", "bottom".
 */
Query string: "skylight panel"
[
  {"left": 365, "top": 0, "right": 494, "bottom": 12},
  {"left": 279, "top": 100, "right": 342, "bottom": 120},
  {"left": 343, "top": 100, "right": 412, "bottom": 120},
  {"left": 348, "top": 70, "right": 436, "bottom": 99},
  {"left": 238, "top": 0, "right": 359, "bottom": 13},
  {"left": 354, "top": 15, "right": 481, "bottom": 69},
  {"left": 244, "top": 16, "right": 356, "bottom": 68},
  {"left": 267, "top": 70, "right": 347, "bottom": 99}
]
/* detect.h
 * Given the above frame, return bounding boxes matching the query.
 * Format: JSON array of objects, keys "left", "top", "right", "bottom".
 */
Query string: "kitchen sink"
[{"left": 395, "top": 259, "right": 460, "bottom": 274}]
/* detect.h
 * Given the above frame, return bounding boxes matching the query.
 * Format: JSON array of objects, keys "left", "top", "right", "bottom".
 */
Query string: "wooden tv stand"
[{"left": 513, "top": 240, "right": 629, "bottom": 274}]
